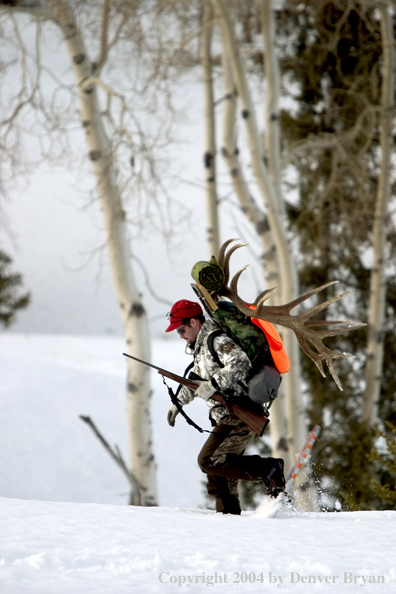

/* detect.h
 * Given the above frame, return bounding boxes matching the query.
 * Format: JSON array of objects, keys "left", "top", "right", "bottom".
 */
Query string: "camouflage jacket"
[{"left": 177, "top": 319, "right": 252, "bottom": 424}]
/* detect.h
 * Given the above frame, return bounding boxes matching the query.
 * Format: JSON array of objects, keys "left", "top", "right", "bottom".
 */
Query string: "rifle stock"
[{"left": 159, "top": 369, "right": 269, "bottom": 437}]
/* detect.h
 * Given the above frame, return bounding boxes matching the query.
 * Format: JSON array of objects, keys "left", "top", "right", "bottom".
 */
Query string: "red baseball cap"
[{"left": 165, "top": 299, "right": 203, "bottom": 332}]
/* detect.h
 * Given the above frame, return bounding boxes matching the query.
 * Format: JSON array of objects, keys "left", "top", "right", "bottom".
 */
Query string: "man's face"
[{"left": 176, "top": 318, "right": 202, "bottom": 344}]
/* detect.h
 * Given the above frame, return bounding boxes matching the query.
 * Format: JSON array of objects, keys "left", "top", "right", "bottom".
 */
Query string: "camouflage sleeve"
[
  {"left": 210, "top": 335, "right": 252, "bottom": 393},
  {"left": 176, "top": 384, "right": 195, "bottom": 407}
]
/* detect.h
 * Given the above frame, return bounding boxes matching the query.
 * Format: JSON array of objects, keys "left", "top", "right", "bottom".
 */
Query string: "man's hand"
[
  {"left": 195, "top": 381, "right": 216, "bottom": 401},
  {"left": 167, "top": 405, "right": 180, "bottom": 427}
]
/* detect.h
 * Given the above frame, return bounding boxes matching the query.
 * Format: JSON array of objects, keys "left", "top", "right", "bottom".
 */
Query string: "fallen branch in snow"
[{"left": 79, "top": 415, "right": 144, "bottom": 506}]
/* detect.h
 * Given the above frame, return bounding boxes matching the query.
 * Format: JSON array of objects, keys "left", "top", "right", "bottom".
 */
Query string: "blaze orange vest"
[{"left": 247, "top": 305, "right": 290, "bottom": 374}]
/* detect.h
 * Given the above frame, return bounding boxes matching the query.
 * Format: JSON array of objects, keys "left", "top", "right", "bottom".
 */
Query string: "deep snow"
[
  {"left": 1, "top": 498, "right": 395, "bottom": 594},
  {"left": 1, "top": 334, "right": 395, "bottom": 593}
]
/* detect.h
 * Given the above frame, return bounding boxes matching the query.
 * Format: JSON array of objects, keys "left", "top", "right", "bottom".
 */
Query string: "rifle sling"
[{"left": 162, "top": 376, "right": 212, "bottom": 434}]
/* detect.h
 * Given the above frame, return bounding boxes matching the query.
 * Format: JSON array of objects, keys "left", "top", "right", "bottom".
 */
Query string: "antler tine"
[
  {"left": 296, "top": 332, "right": 354, "bottom": 391},
  {"left": 307, "top": 325, "right": 365, "bottom": 340},
  {"left": 297, "top": 335, "right": 327, "bottom": 378},
  {"left": 255, "top": 290, "right": 279, "bottom": 316},
  {"left": 278, "top": 280, "right": 340, "bottom": 313},
  {"left": 254, "top": 287, "right": 278, "bottom": 307},
  {"left": 299, "top": 290, "right": 351, "bottom": 323},
  {"left": 229, "top": 265, "right": 249, "bottom": 295},
  {"left": 305, "top": 320, "right": 363, "bottom": 327},
  {"left": 218, "top": 238, "right": 240, "bottom": 268},
  {"left": 223, "top": 243, "right": 249, "bottom": 288},
  {"left": 324, "top": 348, "right": 355, "bottom": 392},
  {"left": 305, "top": 321, "right": 366, "bottom": 338},
  {"left": 327, "top": 362, "right": 344, "bottom": 392}
]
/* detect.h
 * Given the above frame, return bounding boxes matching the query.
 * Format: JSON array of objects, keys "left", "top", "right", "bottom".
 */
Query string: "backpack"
[{"left": 205, "top": 300, "right": 290, "bottom": 407}]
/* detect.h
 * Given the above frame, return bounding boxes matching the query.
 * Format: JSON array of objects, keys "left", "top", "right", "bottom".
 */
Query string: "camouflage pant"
[{"left": 197, "top": 416, "right": 256, "bottom": 514}]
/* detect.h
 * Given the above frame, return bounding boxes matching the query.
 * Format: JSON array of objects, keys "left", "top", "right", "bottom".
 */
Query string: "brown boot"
[{"left": 216, "top": 495, "right": 242, "bottom": 515}]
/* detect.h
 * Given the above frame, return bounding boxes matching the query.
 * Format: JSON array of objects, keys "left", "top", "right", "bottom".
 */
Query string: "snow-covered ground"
[
  {"left": 1, "top": 334, "right": 395, "bottom": 593},
  {"left": 0, "top": 334, "right": 209, "bottom": 508},
  {"left": 2, "top": 497, "right": 395, "bottom": 594}
]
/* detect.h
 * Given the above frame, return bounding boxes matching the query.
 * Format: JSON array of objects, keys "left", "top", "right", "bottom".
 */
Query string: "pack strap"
[
  {"left": 207, "top": 329, "right": 249, "bottom": 394},
  {"left": 207, "top": 329, "right": 224, "bottom": 367}
]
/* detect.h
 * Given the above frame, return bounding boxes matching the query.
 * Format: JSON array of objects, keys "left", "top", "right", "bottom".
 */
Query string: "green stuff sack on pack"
[
  {"left": 211, "top": 300, "right": 273, "bottom": 370},
  {"left": 191, "top": 257, "right": 225, "bottom": 293}
]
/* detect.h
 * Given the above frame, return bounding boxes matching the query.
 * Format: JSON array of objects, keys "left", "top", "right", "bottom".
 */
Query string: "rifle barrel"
[{"left": 123, "top": 352, "right": 164, "bottom": 372}]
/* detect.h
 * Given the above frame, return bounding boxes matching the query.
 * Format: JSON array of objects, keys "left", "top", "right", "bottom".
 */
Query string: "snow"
[
  {"left": 0, "top": 334, "right": 209, "bottom": 508},
  {"left": 1, "top": 334, "right": 395, "bottom": 593},
  {"left": 2, "top": 498, "right": 395, "bottom": 594}
]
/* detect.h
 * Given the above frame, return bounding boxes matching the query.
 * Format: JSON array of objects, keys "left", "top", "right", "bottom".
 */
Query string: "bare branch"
[
  {"left": 283, "top": 105, "right": 379, "bottom": 165},
  {"left": 0, "top": 2, "right": 53, "bottom": 20},
  {"left": 131, "top": 253, "right": 173, "bottom": 307},
  {"left": 79, "top": 415, "right": 144, "bottom": 506},
  {"left": 95, "top": 0, "right": 111, "bottom": 74}
]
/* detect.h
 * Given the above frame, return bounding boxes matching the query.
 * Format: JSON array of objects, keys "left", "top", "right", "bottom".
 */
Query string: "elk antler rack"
[{"left": 215, "top": 239, "right": 366, "bottom": 391}]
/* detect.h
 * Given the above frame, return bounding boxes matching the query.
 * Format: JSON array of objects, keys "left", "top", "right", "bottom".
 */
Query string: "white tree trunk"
[
  {"left": 220, "top": 44, "right": 289, "bottom": 462},
  {"left": 213, "top": 0, "right": 306, "bottom": 468},
  {"left": 220, "top": 46, "right": 279, "bottom": 285},
  {"left": 261, "top": 0, "right": 282, "bottom": 201},
  {"left": 260, "top": 0, "right": 307, "bottom": 472},
  {"left": 260, "top": 0, "right": 318, "bottom": 508},
  {"left": 363, "top": 2, "right": 395, "bottom": 426},
  {"left": 201, "top": 0, "right": 220, "bottom": 258},
  {"left": 48, "top": 0, "right": 157, "bottom": 505}
]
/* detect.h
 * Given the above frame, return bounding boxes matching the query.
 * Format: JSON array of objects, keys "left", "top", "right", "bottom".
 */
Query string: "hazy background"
[
  {"left": 0, "top": 13, "right": 270, "bottom": 342},
  {"left": 2, "top": 135, "right": 264, "bottom": 340}
]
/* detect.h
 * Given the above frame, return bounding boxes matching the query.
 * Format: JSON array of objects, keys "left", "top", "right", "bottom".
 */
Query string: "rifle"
[{"left": 123, "top": 352, "right": 269, "bottom": 437}]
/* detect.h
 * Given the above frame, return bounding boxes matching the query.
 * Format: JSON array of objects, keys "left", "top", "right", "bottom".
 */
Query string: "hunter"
[{"left": 165, "top": 299, "right": 285, "bottom": 515}]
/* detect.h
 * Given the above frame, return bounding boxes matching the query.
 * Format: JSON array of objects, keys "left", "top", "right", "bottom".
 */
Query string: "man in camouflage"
[{"left": 166, "top": 299, "right": 285, "bottom": 515}]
